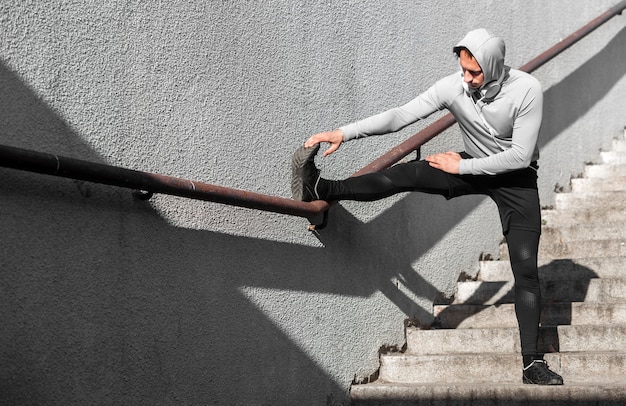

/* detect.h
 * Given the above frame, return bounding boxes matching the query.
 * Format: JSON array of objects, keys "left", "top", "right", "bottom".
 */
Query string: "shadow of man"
[{"left": 433, "top": 259, "right": 600, "bottom": 356}]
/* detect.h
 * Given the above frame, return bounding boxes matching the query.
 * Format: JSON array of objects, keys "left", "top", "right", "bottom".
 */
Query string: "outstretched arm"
[{"left": 303, "top": 76, "right": 451, "bottom": 157}]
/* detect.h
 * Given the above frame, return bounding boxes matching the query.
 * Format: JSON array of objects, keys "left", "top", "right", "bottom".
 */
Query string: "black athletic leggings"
[{"left": 319, "top": 157, "right": 542, "bottom": 357}]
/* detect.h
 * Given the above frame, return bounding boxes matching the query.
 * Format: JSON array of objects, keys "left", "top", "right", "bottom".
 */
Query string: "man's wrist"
[{"left": 458, "top": 158, "right": 470, "bottom": 175}]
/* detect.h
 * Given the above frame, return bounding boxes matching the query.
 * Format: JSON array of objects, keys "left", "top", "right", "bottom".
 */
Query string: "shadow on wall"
[
  {"left": 538, "top": 26, "right": 626, "bottom": 151},
  {"left": 0, "top": 27, "right": 625, "bottom": 405},
  {"left": 0, "top": 61, "right": 103, "bottom": 161}
]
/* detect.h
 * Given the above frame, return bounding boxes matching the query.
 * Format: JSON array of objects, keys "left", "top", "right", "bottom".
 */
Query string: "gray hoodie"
[
  {"left": 339, "top": 28, "right": 543, "bottom": 176},
  {"left": 453, "top": 28, "right": 506, "bottom": 96}
]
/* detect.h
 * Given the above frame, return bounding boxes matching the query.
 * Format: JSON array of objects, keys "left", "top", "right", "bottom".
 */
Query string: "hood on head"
[{"left": 453, "top": 28, "right": 505, "bottom": 86}]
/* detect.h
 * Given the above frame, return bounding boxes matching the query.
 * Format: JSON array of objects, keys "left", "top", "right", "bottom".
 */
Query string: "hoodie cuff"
[
  {"left": 338, "top": 124, "right": 358, "bottom": 141},
  {"left": 458, "top": 158, "right": 472, "bottom": 175}
]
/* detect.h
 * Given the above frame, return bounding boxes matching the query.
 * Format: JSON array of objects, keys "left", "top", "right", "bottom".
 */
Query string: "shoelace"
[{"left": 312, "top": 174, "right": 322, "bottom": 200}]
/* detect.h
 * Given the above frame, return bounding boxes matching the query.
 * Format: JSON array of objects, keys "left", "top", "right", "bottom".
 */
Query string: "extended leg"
[
  {"left": 321, "top": 159, "right": 453, "bottom": 201},
  {"left": 291, "top": 145, "right": 452, "bottom": 202}
]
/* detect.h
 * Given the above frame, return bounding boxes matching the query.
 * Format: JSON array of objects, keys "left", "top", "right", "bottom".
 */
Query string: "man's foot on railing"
[{"left": 291, "top": 144, "right": 321, "bottom": 202}]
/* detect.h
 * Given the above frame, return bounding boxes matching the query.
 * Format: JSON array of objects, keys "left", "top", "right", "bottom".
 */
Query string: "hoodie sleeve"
[
  {"left": 339, "top": 75, "right": 456, "bottom": 141},
  {"left": 458, "top": 77, "right": 543, "bottom": 175}
]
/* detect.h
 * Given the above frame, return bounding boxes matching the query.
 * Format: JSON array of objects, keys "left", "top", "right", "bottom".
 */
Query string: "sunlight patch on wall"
[{"left": 238, "top": 285, "right": 402, "bottom": 385}]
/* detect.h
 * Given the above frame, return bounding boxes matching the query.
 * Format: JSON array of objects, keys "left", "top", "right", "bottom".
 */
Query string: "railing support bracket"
[
  {"left": 307, "top": 210, "right": 329, "bottom": 231},
  {"left": 132, "top": 189, "right": 154, "bottom": 201}
]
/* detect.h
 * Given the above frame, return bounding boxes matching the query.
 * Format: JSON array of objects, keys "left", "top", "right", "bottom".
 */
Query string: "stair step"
[
  {"left": 541, "top": 207, "right": 626, "bottom": 226},
  {"left": 406, "top": 325, "right": 626, "bottom": 355},
  {"left": 377, "top": 352, "right": 626, "bottom": 384},
  {"left": 351, "top": 381, "right": 626, "bottom": 405},
  {"left": 433, "top": 302, "right": 626, "bottom": 329},
  {"left": 612, "top": 138, "right": 626, "bottom": 151},
  {"left": 555, "top": 191, "right": 626, "bottom": 210},
  {"left": 499, "top": 239, "right": 626, "bottom": 260},
  {"left": 538, "top": 239, "right": 626, "bottom": 259},
  {"left": 478, "top": 257, "right": 626, "bottom": 282},
  {"left": 377, "top": 352, "right": 626, "bottom": 385},
  {"left": 452, "top": 278, "right": 626, "bottom": 305},
  {"left": 583, "top": 163, "right": 626, "bottom": 178},
  {"left": 570, "top": 176, "right": 626, "bottom": 192},
  {"left": 541, "top": 222, "right": 626, "bottom": 242},
  {"left": 601, "top": 151, "right": 626, "bottom": 164}
]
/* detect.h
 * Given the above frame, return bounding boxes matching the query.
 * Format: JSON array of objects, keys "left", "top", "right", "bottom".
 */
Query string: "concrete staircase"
[{"left": 351, "top": 130, "right": 626, "bottom": 405}]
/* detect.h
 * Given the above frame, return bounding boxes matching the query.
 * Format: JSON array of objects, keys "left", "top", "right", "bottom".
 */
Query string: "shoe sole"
[
  {"left": 522, "top": 376, "right": 564, "bottom": 385},
  {"left": 291, "top": 144, "right": 320, "bottom": 201}
]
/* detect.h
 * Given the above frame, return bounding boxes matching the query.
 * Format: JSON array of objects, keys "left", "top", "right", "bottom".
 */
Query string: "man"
[{"left": 291, "top": 28, "right": 563, "bottom": 385}]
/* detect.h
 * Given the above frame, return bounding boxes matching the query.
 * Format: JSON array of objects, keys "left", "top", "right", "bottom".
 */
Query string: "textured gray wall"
[{"left": 1, "top": 1, "right": 624, "bottom": 405}]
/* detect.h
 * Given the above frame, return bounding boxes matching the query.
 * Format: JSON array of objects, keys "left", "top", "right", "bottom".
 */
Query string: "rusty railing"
[{"left": 1, "top": 0, "right": 625, "bottom": 229}]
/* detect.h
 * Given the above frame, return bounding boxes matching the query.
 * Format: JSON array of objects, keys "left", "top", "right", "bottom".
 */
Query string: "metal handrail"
[
  {"left": 0, "top": 144, "right": 327, "bottom": 219},
  {"left": 1, "top": 1, "right": 625, "bottom": 229}
]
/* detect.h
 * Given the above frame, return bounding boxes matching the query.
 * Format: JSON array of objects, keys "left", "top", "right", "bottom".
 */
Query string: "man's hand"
[
  {"left": 425, "top": 151, "right": 462, "bottom": 174},
  {"left": 304, "top": 129, "right": 344, "bottom": 156}
]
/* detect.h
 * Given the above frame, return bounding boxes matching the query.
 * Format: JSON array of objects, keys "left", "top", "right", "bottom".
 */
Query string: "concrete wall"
[{"left": 1, "top": 1, "right": 624, "bottom": 405}]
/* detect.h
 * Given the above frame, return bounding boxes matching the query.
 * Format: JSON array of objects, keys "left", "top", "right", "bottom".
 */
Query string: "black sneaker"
[
  {"left": 522, "top": 360, "right": 564, "bottom": 385},
  {"left": 291, "top": 144, "right": 321, "bottom": 202}
]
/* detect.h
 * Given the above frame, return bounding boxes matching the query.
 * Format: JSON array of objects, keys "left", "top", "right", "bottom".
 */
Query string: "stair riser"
[
  {"left": 555, "top": 193, "right": 626, "bottom": 211},
  {"left": 556, "top": 325, "right": 626, "bottom": 354},
  {"left": 453, "top": 279, "right": 626, "bottom": 305},
  {"left": 541, "top": 208, "right": 626, "bottom": 227},
  {"left": 612, "top": 139, "right": 626, "bottom": 151},
  {"left": 601, "top": 151, "right": 626, "bottom": 164},
  {"left": 499, "top": 240, "right": 626, "bottom": 261},
  {"left": 406, "top": 325, "right": 626, "bottom": 355},
  {"left": 538, "top": 240, "right": 626, "bottom": 260},
  {"left": 351, "top": 383, "right": 626, "bottom": 405},
  {"left": 380, "top": 354, "right": 521, "bottom": 384},
  {"left": 542, "top": 224, "right": 626, "bottom": 242},
  {"left": 584, "top": 164, "right": 626, "bottom": 178},
  {"left": 570, "top": 177, "right": 626, "bottom": 192},
  {"left": 479, "top": 258, "right": 626, "bottom": 282},
  {"left": 433, "top": 303, "right": 626, "bottom": 329},
  {"left": 379, "top": 353, "right": 626, "bottom": 384}
]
